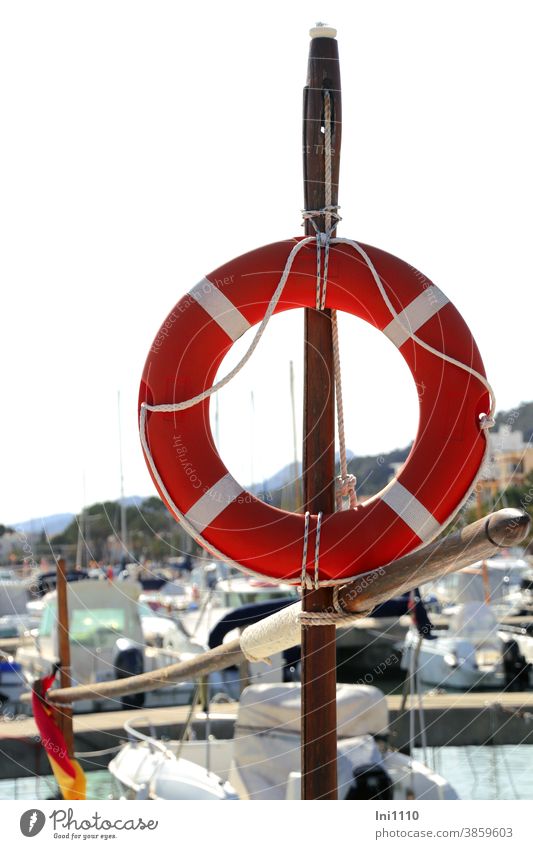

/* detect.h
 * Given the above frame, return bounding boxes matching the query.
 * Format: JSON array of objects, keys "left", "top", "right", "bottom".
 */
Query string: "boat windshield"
[
  {"left": 221, "top": 590, "right": 295, "bottom": 607},
  {"left": 70, "top": 609, "right": 127, "bottom": 647},
  {"left": 39, "top": 601, "right": 136, "bottom": 647}
]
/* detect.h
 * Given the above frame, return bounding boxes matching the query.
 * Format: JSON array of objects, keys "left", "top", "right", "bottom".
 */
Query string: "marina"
[{"left": 2, "top": 6, "right": 533, "bottom": 817}]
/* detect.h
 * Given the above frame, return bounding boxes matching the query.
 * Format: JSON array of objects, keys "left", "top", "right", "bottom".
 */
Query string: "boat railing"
[{"left": 123, "top": 715, "right": 174, "bottom": 758}]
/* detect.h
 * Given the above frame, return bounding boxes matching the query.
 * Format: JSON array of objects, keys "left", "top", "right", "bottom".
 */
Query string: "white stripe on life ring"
[
  {"left": 383, "top": 285, "right": 449, "bottom": 348},
  {"left": 190, "top": 278, "right": 251, "bottom": 342},
  {"left": 381, "top": 481, "right": 440, "bottom": 541},
  {"left": 185, "top": 473, "right": 244, "bottom": 534}
]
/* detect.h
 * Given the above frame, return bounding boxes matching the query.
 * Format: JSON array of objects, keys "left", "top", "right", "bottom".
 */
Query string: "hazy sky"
[{"left": 2, "top": 1, "right": 531, "bottom": 524}]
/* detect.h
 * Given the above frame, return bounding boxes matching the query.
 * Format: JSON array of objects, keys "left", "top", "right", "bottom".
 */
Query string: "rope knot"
[
  {"left": 335, "top": 473, "right": 357, "bottom": 510},
  {"left": 336, "top": 473, "right": 357, "bottom": 498},
  {"left": 479, "top": 414, "right": 495, "bottom": 430},
  {"left": 301, "top": 205, "right": 342, "bottom": 231}
]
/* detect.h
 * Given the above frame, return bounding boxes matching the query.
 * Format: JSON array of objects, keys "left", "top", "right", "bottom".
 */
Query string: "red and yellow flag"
[{"left": 32, "top": 672, "right": 86, "bottom": 801}]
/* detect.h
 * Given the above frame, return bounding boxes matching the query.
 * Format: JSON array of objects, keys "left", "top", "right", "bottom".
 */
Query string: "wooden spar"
[
  {"left": 41, "top": 508, "right": 531, "bottom": 707},
  {"left": 301, "top": 25, "right": 342, "bottom": 800},
  {"left": 40, "top": 638, "right": 244, "bottom": 705},
  {"left": 40, "top": 508, "right": 530, "bottom": 707},
  {"left": 55, "top": 557, "right": 74, "bottom": 758},
  {"left": 482, "top": 559, "right": 491, "bottom": 605},
  {"left": 335, "top": 508, "right": 531, "bottom": 613}
]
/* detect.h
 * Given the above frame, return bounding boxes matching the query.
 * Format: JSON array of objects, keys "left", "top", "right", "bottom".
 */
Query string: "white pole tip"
[{"left": 309, "top": 23, "right": 337, "bottom": 39}]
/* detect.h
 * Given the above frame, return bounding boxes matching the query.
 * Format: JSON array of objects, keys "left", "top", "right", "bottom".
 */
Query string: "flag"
[{"left": 32, "top": 671, "right": 86, "bottom": 800}]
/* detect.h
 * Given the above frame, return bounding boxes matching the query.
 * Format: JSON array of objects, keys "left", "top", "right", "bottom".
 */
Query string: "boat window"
[
  {"left": 223, "top": 590, "right": 295, "bottom": 607},
  {"left": 39, "top": 603, "right": 56, "bottom": 637},
  {"left": 70, "top": 608, "right": 126, "bottom": 647}
]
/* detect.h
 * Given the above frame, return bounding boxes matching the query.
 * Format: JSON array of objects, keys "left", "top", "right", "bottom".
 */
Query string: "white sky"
[{"left": 1, "top": 1, "right": 532, "bottom": 524}]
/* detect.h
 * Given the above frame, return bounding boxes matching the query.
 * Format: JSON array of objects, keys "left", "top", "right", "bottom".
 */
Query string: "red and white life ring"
[{"left": 139, "top": 238, "right": 491, "bottom": 583}]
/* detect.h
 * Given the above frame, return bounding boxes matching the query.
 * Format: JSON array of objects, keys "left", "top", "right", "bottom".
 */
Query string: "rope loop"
[
  {"left": 301, "top": 205, "right": 341, "bottom": 309},
  {"left": 479, "top": 414, "right": 495, "bottom": 430},
  {"left": 313, "top": 511, "right": 323, "bottom": 590},
  {"left": 301, "top": 205, "right": 342, "bottom": 232},
  {"left": 300, "top": 511, "right": 313, "bottom": 590},
  {"left": 335, "top": 473, "right": 357, "bottom": 511},
  {"left": 298, "top": 608, "right": 370, "bottom": 626}
]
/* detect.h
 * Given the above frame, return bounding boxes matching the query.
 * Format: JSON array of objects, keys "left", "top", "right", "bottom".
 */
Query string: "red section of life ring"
[{"left": 139, "top": 239, "right": 489, "bottom": 582}]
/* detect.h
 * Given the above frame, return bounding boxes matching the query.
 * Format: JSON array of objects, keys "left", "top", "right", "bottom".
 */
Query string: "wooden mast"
[
  {"left": 55, "top": 557, "right": 74, "bottom": 758},
  {"left": 301, "top": 24, "right": 342, "bottom": 801}
]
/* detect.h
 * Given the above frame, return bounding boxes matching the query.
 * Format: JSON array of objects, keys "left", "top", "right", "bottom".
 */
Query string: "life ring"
[{"left": 139, "top": 238, "right": 491, "bottom": 583}]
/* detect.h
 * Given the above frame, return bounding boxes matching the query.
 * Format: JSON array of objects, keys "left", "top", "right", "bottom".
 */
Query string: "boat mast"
[
  {"left": 289, "top": 360, "right": 301, "bottom": 509},
  {"left": 117, "top": 390, "right": 128, "bottom": 560},
  {"left": 301, "top": 24, "right": 342, "bottom": 800},
  {"left": 75, "top": 473, "right": 86, "bottom": 569}
]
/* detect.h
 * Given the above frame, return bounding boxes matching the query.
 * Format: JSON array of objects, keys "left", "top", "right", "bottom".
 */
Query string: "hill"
[
  {"left": 14, "top": 513, "right": 75, "bottom": 537},
  {"left": 495, "top": 401, "right": 533, "bottom": 443}
]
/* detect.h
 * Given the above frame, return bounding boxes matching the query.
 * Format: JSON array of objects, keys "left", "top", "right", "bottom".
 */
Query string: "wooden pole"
[
  {"left": 301, "top": 25, "right": 342, "bottom": 800},
  {"left": 55, "top": 557, "right": 74, "bottom": 758}
]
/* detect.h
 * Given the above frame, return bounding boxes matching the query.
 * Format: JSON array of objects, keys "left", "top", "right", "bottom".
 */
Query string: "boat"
[
  {"left": 0, "top": 613, "right": 40, "bottom": 640},
  {"left": 179, "top": 573, "right": 298, "bottom": 646},
  {"left": 400, "top": 602, "right": 528, "bottom": 690},
  {"left": 16, "top": 580, "right": 206, "bottom": 711},
  {"left": 0, "top": 576, "right": 34, "bottom": 618},
  {"left": 429, "top": 554, "right": 530, "bottom": 619},
  {"left": 109, "top": 682, "right": 458, "bottom": 800},
  {"left": 139, "top": 582, "right": 191, "bottom": 615}
]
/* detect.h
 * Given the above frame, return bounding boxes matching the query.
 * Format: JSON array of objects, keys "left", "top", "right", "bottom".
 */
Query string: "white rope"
[
  {"left": 301, "top": 94, "right": 338, "bottom": 310},
  {"left": 332, "top": 309, "right": 357, "bottom": 510},
  {"left": 299, "top": 608, "right": 368, "bottom": 626},
  {"left": 299, "top": 89, "right": 357, "bottom": 622},
  {"left": 298, "top": 508, "right": 371, "bottom": 623},
  {"left": 143, "top": 236, "right": 315, "bottom": 416},
  {"left": 322, "top": 90, "right": 356, "bottom": 510},
  {"left": 313, "top": 511, "right": 323, "bottom": 590},
  {"left": 300, "top": 511, "right": 312, "bottom": 590},
  {"left": 333, "top": 237, "right": 497, "bottom": 421}
]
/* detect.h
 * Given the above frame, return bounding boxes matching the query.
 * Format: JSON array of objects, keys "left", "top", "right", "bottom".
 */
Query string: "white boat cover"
[
  {"left": 235, "top": 682, "right": 388, "bottom": 737},
  {"left": 447, "top": 602, "right": 499, "bottom": 641},
  {"left": 230, "top": 683, "right": 388, "bottom": 800}
]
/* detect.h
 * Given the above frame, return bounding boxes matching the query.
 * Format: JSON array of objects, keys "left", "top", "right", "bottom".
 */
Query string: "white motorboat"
[
  {"left": 401, "top": 602, "right": 509, "bottom": 690},
  {"left": 109, "top": 682, "right": 458, "bottom": 800},
  {"left": 139, "top": 582, "right": 192, "bottom": 615},
  {"left": 428, "top": 554, "right": 530, "bottom": 618},
  {"left": 181, "top": 575, "right": 299, "bottom": 645},
  {"left": 16, "top": 580, "right": 205, "bottom": 711}
]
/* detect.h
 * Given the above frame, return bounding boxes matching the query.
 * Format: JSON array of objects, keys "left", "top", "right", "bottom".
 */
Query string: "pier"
[{"left": 2, "top": 692, "right": 532, "bottom": 780}]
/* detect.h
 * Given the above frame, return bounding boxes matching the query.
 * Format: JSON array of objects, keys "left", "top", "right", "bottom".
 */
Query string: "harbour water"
[{"left": 0, "top": 746, "right": 531, "bottom": 800}]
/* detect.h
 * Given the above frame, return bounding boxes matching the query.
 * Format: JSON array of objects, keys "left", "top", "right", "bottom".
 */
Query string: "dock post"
[{"left": 56, "top": 557, "right": 74, "bottom": 758}]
